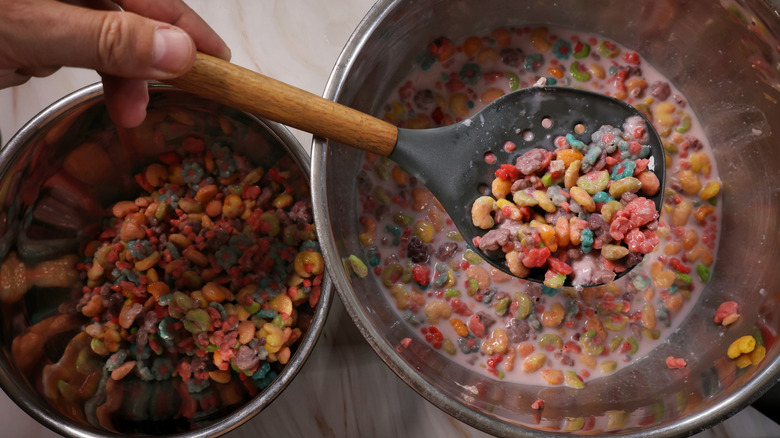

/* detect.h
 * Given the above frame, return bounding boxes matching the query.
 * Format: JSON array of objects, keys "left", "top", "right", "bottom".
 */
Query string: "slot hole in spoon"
[{"left": 541, "top": 116, "right": 553, "bottom": 129}]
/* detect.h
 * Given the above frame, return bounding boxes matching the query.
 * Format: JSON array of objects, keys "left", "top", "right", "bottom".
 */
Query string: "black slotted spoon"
[{"left": 167, "top": 53, "right": 665, "bottom": 286}]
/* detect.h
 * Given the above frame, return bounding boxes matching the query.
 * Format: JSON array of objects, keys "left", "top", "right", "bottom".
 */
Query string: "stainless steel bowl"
[
  {"left": 312, "top": 0, "right": 780, "bottom": 436},
  {"left": 0, "top": 83, "right": 332, "bottom": 437}
]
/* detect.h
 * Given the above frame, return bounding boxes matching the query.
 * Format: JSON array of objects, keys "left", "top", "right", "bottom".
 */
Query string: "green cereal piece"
[
  {"left": 446, "top": 231, "right": 464, "bottom": 241},
  {"left": 573, "top": 43, "right": 591, "bottom": 59},
  {"left": 374, "top": 161, "right": 389, "bottom": 180},
  {"left": 539, "top": 333, "right": 564, "bottom": 349},
  {"left": 580, "top": 329, "right": 604, "bottom": 356},
  {"left": 442, "top": 338, "right": 457, "bottom": 355},
  {"left": 675, "top": 113, "right": 692, "bottom": 134},
  {"left": 506, "top": 71, "right": 520, "bottom": 91},
  {"left": 576, "top": 170, "right": 610, "bottom": 195},
  {"left": 663, "top": 140, "right": 678, "bottom": 154},
  {"left": 155, "top": 201, "right": 170, "bottom": 222},
  {"left": 565, "top": 370, "right": 585, "bottom": 389},
  {"left": 633, "top": 103, "right": 651, "bottom": 120},
  {"left": 494, "top": 296, "right": 511, "bottom": 316},
  {"left": 627, "top": 337, "right": 639, "bottom": 355},
  {"left": 563, "top": 417, "right": 586, "bottom": 432},
  {"left": 373, "top": 186, "right": 390, "bottom": 204},
  {"left": 512, "top": 190, "right": 538, "bottom": 207},
  {"left": 601, "top": 200, "right": 625, "bottom": 223},
  {"left": 173, "top": 291, "right": 194, "bottom": 311},
  {"left": 401, "top": 262, "right": 414, "bottom": 283},
  {"left": 609, "top": 176, "right": 642, "bottom": 199},
  {"left": 544, "top": 272, "right": 566, "bottom": 289},
  {"left": 599, "top": 360, "right": 618, "bottom": 374},
  {"left": 183, "top": 309, "right": 210, "bottom": 334},
  {"left": 609, "top": 336, "right": 624, "bottom": 352},
  {"left": 569, "top": 61, "right": 591, "bottom": 82},
  {"left": 463, "top": 249, "right": 484, "bottom": 265},
  {"left": 675, "top": 272, "right": 692, "bottom": 285},
  {"left": 696, "top": 264, "right": 710, "bottom": 282},
  {"left": 380, "top": 263, "right": 403, "bottom": 286},
  {"left": 601, "top": 244, "right": 629, "bottom": 261},
  {"left": 445, "top": 288, "right": 461, "bottom": 298},
  {"left": 642, "top": 327, "right": 660, "bottom": 340},
  {"left": 466, "top": 278, "right": 480, "bottom": 296},
  {"left": 602, "top": 314, "right": 628, "bottom": 331},
  {"left": 514, "top": 292, "right": 532, "bottom": 319},
  {"left": 260, "top": 212, "right": 281, "bottom": 236},
  {"left": 348, "top": 255, "right": 369, "bottom": 278},
  {"left": 393, "top": 212, "right": 413, "bottom": 226}
]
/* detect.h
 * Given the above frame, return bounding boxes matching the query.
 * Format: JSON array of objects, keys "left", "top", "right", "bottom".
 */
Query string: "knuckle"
[{"left": 97, "top": 14, "right": 132, "bottom": 71}]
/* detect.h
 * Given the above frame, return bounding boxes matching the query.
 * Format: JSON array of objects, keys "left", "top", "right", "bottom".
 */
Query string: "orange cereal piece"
[
  {"left": 491, "top": 28, "right": 512, "bottom": 46},
  {"left": 450, "top": 318, "right": 469, "bottom": 337},
  {"left": 463, "top": 36, "right": 483, "bottom": 56},
  {"left": 540, "top": 368, "right": 564, "bottom": 385},
  {"left": 517, "top": 342, "right": 535, "bottom": 358},
  {"left": 556, "top": 148, "right": 584, "bottom": 168}
]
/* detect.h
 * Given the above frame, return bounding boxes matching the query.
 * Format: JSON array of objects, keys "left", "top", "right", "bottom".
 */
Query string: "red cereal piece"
[
  {"left": 412, "top": 264, "right": 431, "bottom": 287},
  {"left": 714, "top": 301, "right": 740, "bottom": 326},
  {"left": 522, "top": 247, "right": 551, "bottom": 268},
  {"left": 531, "top": 399, "right": 544, "bottom": 410},
  {"left": 610, "top": 197, "right": 659, "bottom": 241},
  {"left": 548, "top": 256, "right": 573, "bottom": 275},
  {"left": 666, "top": 356, "right": 687, "bottom": 369}
]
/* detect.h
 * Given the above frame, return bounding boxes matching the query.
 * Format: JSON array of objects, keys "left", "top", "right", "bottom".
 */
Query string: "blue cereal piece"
[
  {"left": 565, "top": 133, "right": 586, "bottom": 151},
  {"left": 592, "top": 191, "right": 614, "bottom": 204},
  {"left": 542, "top": 285, "right": 560, "bottom": 296},
  {"left": 457, "top": 335, "right": 481, "bottom": 354},
  {"left": 525, "top": 54, "right": 544, "bottom": 72},
  {"left": 611, "top": 159, "right": 636, "bottom": 180},
  {"left": 581, "top": 228, "right": 594, "bottom": 253},
  {"left": 552, "top": 39, "right": 572, "bottom": 59},
  {"left": 582, "top": 146, "right": 602, "bottom": 171}
]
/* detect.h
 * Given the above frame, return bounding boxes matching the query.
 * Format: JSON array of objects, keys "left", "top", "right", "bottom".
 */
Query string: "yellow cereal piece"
[
  {"left": 492, "top": 177, "right": 512, "bottom": 199},
  {"left": 734, "top": 354, "right": 753, "bottom": 369},
  {"left": 699, "top": 180, "right": 721, "bottom": 200},
  {"left": 533, "top": 190, "right": 556, "bottom": 213},
  {"left": 750, "top": 345, "right": 767, "bottom": 366},
  {"left": 471, "top": 196, "right": 496, "bottom": 229},
  {"left": 727, "top": 335, "right": 756, "bottom": 359}
]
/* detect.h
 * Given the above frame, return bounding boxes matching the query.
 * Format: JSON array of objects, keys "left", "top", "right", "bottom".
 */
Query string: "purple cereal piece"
[
  {"left": 515, "top": 149, "right": 551, "bottom": 176},
  {"left": 478, "top": 228, "right": 510, "bottom": 252},
  {"left": 650, "top": 81, "right": 671, "bottom": 101},
  {"left": 505, "top": 318, "right": 530, "bottom": 343},
  {"left": 436, "top": 242, "right": 459, "bottom": 261}
]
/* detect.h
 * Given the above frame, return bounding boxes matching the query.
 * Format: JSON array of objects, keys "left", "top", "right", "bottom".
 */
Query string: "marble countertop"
[{"left": 1, "top": 1, "right": 778, "bottom": 436}]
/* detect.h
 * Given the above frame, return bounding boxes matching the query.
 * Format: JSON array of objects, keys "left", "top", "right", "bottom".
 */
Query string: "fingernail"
[{"left": 152, "top": 27, "right": 194, "bottom": 74}]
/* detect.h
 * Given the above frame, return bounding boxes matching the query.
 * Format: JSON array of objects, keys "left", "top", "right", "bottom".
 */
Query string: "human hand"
[{"left": 0, "top": 0, "right": 231, "bottom": 127}]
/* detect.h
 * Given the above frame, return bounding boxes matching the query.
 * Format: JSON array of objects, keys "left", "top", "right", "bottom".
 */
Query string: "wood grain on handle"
[{"left": 165, "top": 52, "right": 398, "bottom": 156}]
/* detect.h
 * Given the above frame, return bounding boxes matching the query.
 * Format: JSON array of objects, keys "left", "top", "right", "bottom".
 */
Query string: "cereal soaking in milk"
[{"left": 348, "top": 27, "right": 721, "bottom": 388}]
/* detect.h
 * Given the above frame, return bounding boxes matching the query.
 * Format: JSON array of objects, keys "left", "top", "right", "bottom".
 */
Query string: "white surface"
[{"left": 1, "top": 1, "right": 778, "bottom": 437}]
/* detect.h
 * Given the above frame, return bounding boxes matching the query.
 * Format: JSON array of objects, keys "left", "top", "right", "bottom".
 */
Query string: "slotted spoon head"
[{"left": 389, "top": 86, "right": 665, "bottom": 286}]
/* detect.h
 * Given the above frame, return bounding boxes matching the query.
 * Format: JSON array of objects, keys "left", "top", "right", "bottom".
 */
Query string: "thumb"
[{"left": 18, "top": 1, "right": 196, "bottom": 79}]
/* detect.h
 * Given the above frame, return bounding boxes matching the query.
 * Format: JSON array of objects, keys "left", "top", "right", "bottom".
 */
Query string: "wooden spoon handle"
[{"left": 165, "top": 52, "right": 398, "bottom": 156}]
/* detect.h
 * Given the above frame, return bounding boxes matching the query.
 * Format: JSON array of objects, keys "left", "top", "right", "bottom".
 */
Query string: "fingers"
[
  {"left": 24, "top": 2, "right": 197, "bottom": 79},
  {"left": 101, "top": 75, "right": 150, "bottom": 128},
  {"left": 2, "top": 0, "right": 230, "bottom": 80},
  {"left": 0, "top": 69, "right": 32, "bottom": 88},
  {"left": 116, "top": 0, "right": 231, "bottom": 61}
]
